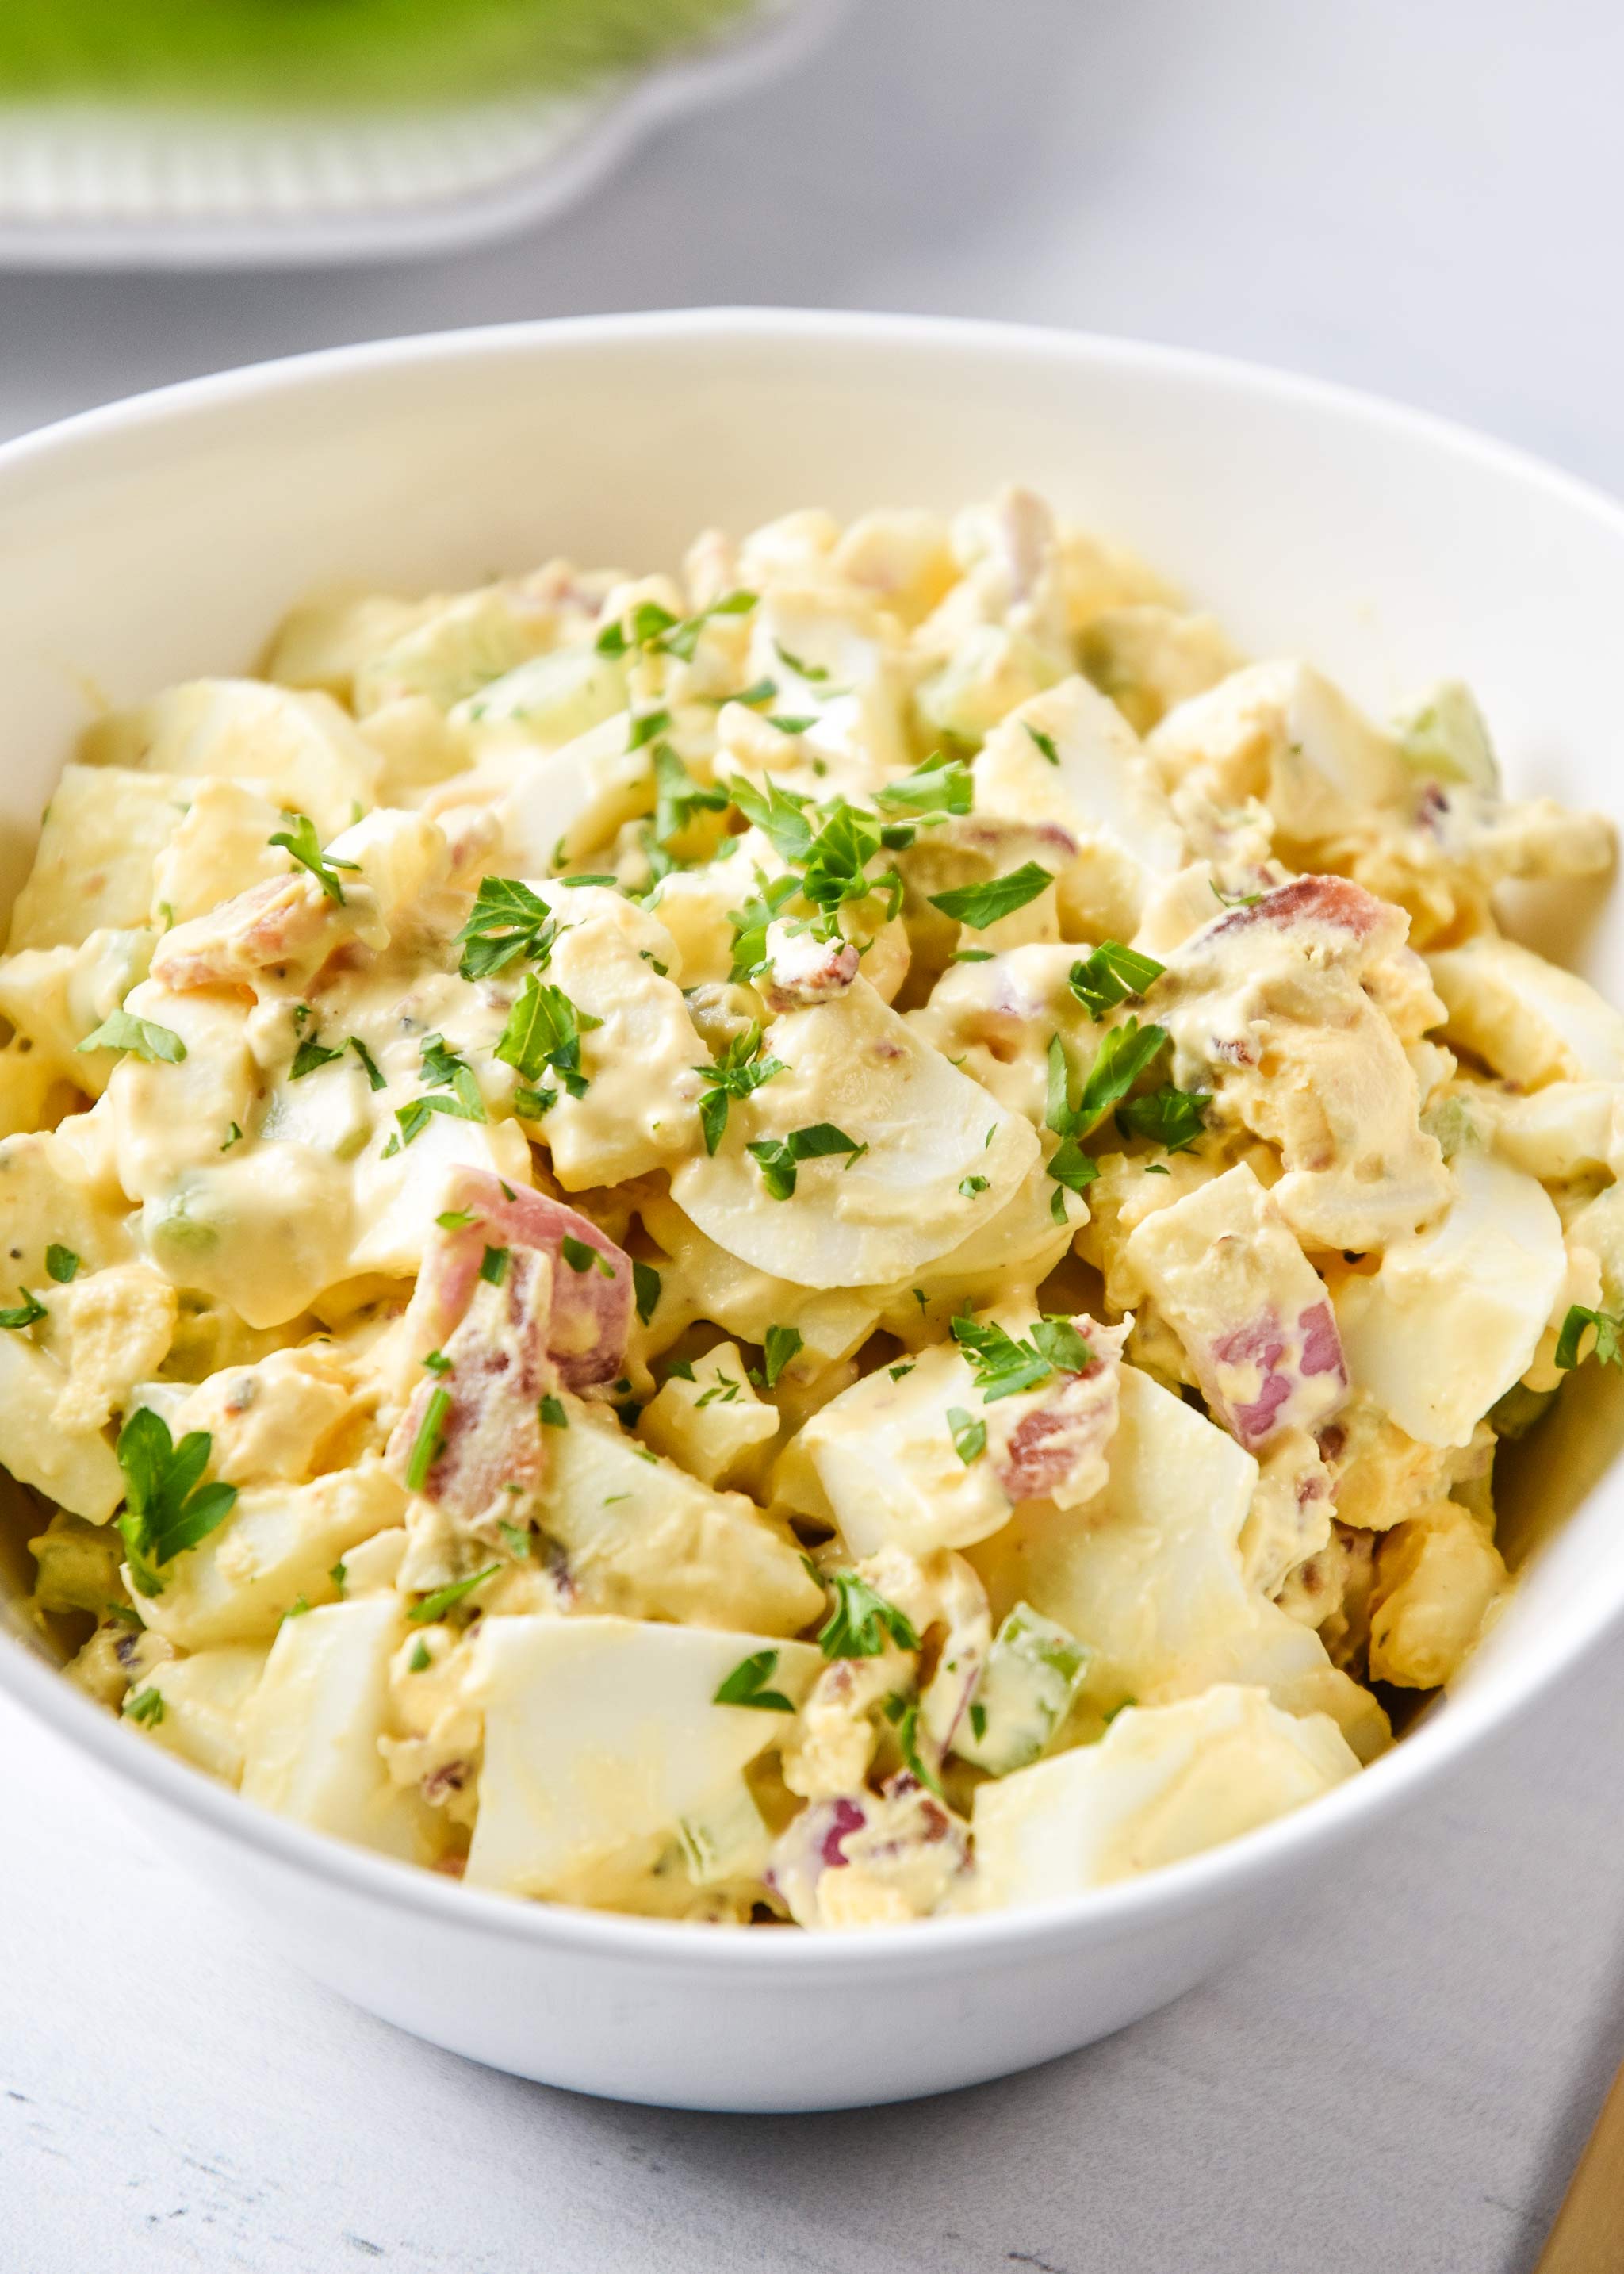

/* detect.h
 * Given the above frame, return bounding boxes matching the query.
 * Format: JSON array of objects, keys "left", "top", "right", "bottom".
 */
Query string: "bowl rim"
[{"left": 3, "top": 303, "right": 1623, "bottom": 1972}]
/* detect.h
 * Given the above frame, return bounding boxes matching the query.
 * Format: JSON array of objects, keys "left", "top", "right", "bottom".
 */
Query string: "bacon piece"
[
  {"left": 1205, "top": 871, "right": 1387, "bottom": 945},
  {"left": 151, "top": 874, "right": 345, "bottom": 993},
  {"left": 406, "top": 1168, "right": 631, "bottom": 1392},
  {"left": 990, "top": 1316, "right": 1127, "bottom": 1510},
  {"left": 760, "top": 922, "right": 861, "bottom": 1012},
  {"left": 387, "top": 1252, "right": 557, "bottom": 1527},
  {"left": 1208, "top": 1298, "right": 1348, "bottom": 1451},
  {"left": 764, "top": 1781, "right": 970, "bottom": 1928}
]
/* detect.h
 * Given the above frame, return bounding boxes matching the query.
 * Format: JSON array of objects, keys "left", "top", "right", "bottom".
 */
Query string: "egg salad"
[{"left": 13, "top": 488, "right": 1620, "bottom": 1927}]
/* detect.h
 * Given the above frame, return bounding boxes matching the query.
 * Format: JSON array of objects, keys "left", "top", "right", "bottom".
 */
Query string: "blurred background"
[{"left": 1, "top": 0, "right": 1621, "bottom": 488}]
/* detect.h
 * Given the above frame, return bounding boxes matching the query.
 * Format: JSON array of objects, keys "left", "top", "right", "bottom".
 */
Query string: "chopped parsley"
[
  {"left": 538, "top": 1394, "right": 569, "bottom": 1428},
  {"left": 436, "top": 1208, "right": 476, "bottom": 1230},
  {"left": 77, "top": 1010, "right": 186, "bottom": 1064},
  {"left": 693, "top": 1021, "right": 784, "bottom": 1155},
  {"left": 760, "top": 1323, "right": 802, "bottom": 1389},
  {"left": 408, "top": 1639, "right": 432, "bottom": 1672},
  {"left": 883, "top": 1691, "right": 943, "bottom": 1796},
  {"left": 947, "top": 1405, "right": 986, "bottom": 1463},
  {"left": 454, "top": 876, "right": 557, "bottom": 980},
  {"left": 726, "top": 869, "right": 799, "bottom": 982},
  {"left": 1075, "top": 1016, "right": 1169, "bottom": 1126},
  {"left": 423, "top": 1349, "right": 452, "bottom": 1376},
  {"left": 407, "top": 1563, "right": 501, "bottom": 1625},
  {"left": 114, "top": 1408, "right": 238, "bottom": 1599},
  {"left": 927, "top": 861, "right": 1053, "bottom": 930},
  {"left": 328, "top": 1561, "right": 347, "bottom": 1594},
  {"left": 767, "top": 714, "right": 818, "bottom": 735},
  {"left": 952, "top": 1313, "right": 1094, "bottom": 1404},
  {"left": 44, "top": 1244, "right": 79, "bottom": 1284},
  {"left": 478, "top": 1244, "right": 510, "bottom": 1286},
  {"left": 627, "top": 706, "right": 672, "bottom": 752},
  {"left": 958, "top": 1174, "right": 990, "bottom": 1198},
  {"left": 1555, "top": 1303, "right": 1624, "bottom": 1371},
  {"left": 220, "top": 1122, "right": 242, "bottom": 1152},
  {"left": 289, "top": 1030, "right": 344, "bottom": 1080},
  {"left": 494, "top": 974, "right": 601, "bottom": 1102},
  {"left": 350, "top": 1035, "right": 386, "bottom": 1091},
  {"left": 818, "top": 1570, "right": 920, "bottom": 1659},
  {"left": 1042, "top": 1033, "right": 1101, "bottom": 1221},
  {"left": 598, "top": 588, "right": 755, "bottom": 661},
  {"left": 713, "top": 1647, "right": 797, "bottom": 1712},
  {"left": 1067, "top": 940, "right": 1166, "bottom": 1021},
  {"left": 269, "top": 811, "right": 358, "bottom": 907},
  {"left": 632, "top": 1259, "right": 662, "bottom": 1325},
  {"left": 1024, "top": 723, "right": 1062, "bottom": 767},
  {"left": 873, "top": 756, "right": 974, "bottom": 818},
  {"left": 0, "top": 1288, "right": 47, "bottom": 1330},
  {"left": 746, "top": 1122, "right": 865, "bottom": 1200},
  {"left": 404, "top": 1386, "right": 452, "bottom": 1493},
  {"left": 1116, "top": 1083, "right": 1209, "bottom": 1153},
  {"left": 653, "top": 741, "right": 729, "bottom": 848},
  {"left": 125, "top": 1685, "right": 165, "bottom": 1726},
  {"left": 773, "top": 640, "right": 831, "bottom": 684},
  {"left": 560, "top": 1233, "right": 614, "bottom": 1279}
]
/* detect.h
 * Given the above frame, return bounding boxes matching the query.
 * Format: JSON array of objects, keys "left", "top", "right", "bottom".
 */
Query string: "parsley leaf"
[
  {"left": 874, "top": 757, "right": 974, "bottom": 818},
  {"left": 946, "top": 1405, "right": 986, "bottom": 1463},
  {"left": 761, "top": 1323, "right": 802, "bottom": 1388},
  {"left": 44, "top": 1244, "right": 79, "bottom": 1284},
  {"left": 289, "top": 1031, "right": 344, "bottom": 1080},
  {"left": 773, "top": 641, "right": 831, "bottom": 685},
  {"left": 494, "top": 974, "right": 601, "bottom": 1102},
  {"left": 405, "top": 1386, "right": 453, "bottom": 1494},
  {"left": 539, "top": 1393, "right": 569, "bottom": 1428},
  {"left": 952, "top": 1312, "right": 1094, "bottom": 1404},
  {"left": 126, "top": 1685, "right": 165, "bottom": 1726},
  {"left": 1068, "top": 940, "right": 1166, "bottom": 1021},
  {"left": 632, "top": 1259, "right": 662, "bottom": 1325},
  {"left": 77, "top": 1010, "right": 186, "bottom": 1064},
  {"left": 560, "top": 1233, "right": 615, "bottom": 1278},
  {"left": 1555, "top": 1303, "right": 1624, "bottom": 1371},
  {"left": 726, "top": 869, "right": 799, "bottom": 982},
  {"left": 596, "top": 599, "right": 679, "bottom": 655},
  {"left": 1075, "top": 1017, "right": 1169, "bottom": 1128},
  {"left": 627, "top": 706, "right": 673, "bottom": 752},
  {"left": 927, "top": 861, "right": 1054, "bottom": 930},
  {"left": 478, "top": 1244, "right": 510, "bottom": 1286},
  {"left": 1024, "top": 723, "right": 1062, "bottom": 766},
  {"left": 818, "top": 1570, "right": 919, "bottom": 1659},
  {"left": 747, "top": 1122, "right": 865, "bottom": 1200},
  {"left": 693, "top": 1021, "right": 784, "bottom": 1155},
  {"left": 714, "top": 1647, "right": 797, "bottom": 1712},
  {"left": 883, "top": 1690, "right": 944, "bottom": 1797},
  {"left": 0, "top": 1287, "right": 47, "bottom": 1330},
  {"left": 269, "top": 811, "right": 359, "bottom": 907},
  {"left": 1116, "top": 1083, "right": 1209, "bottom": 1152},
  {"left": 115, "top": 1408, "right": 238, "bottom": 1599},
  {"left": 653, "top": 741, "right": 730, "bottom": 848},
  {"left": 726, "top": 775, "right": 815, "bottom": 864},
  {"left": 407, "top": 1562, "right": 500, "bottom": 1624},
  {"left": 350, "top": 1036, "right": 386, "bottom": 1091},
  {"left": 454, "top": 876, "right": 557, "bottom": 981}
]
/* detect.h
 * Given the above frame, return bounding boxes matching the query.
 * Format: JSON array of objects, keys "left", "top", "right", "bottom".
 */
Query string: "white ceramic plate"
[
  {"left": 2, "top": 311, "right": 1622, "bottom": 2111},
  {"left": 0, "top": 0, "right": 848, "bottom": 269}
]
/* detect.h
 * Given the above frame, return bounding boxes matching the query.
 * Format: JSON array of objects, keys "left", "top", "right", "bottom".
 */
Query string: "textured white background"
[{"left": 5, "top": 3, "right": 1624, "bottom": 2267}]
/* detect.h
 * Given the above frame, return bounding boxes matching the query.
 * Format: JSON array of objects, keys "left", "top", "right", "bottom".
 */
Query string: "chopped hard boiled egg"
[{"left": 13, "top": 484, "right": 1606, "bottom": 1931}]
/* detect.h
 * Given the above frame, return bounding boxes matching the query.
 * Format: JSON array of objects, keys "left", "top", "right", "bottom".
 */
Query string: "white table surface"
[{"left": 5, "top": 3, "right": 1624, "bottom": 2266}]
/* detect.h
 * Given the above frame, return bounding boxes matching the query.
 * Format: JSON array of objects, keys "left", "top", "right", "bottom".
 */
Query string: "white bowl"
[{"left": 2, "top": 311, "right": 1622, "bottom": 2113}]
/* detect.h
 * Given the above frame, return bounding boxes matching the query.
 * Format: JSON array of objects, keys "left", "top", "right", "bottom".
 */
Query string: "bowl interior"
[{"left": 1, "top": 309, "right": 1620, "bottom": 1746}]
